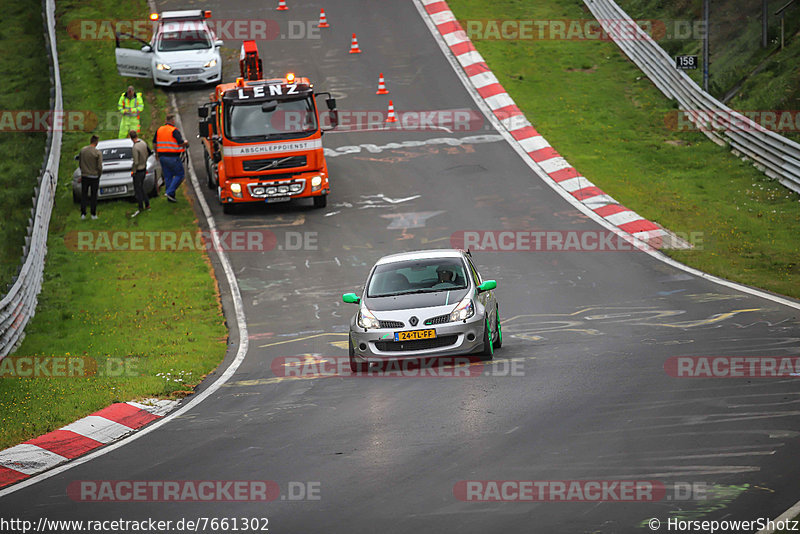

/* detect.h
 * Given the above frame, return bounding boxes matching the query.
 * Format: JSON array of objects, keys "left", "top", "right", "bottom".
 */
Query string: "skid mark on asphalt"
[
  {"left": 501, "top": 306, "right": 765, "bottom": 341},
  {"left": 324, "top": 134, "right": 503, "bottom": 158}
]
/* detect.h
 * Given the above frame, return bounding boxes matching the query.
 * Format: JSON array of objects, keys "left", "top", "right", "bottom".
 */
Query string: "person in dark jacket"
[
  {"left": 78, "top": 135, "right": 103, "bottom": 219},
  {"left": 129, "top": 130, "right": 151, "bottom": 217}
]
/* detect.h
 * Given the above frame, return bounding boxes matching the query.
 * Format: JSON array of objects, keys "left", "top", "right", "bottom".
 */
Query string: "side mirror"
[
  {"left": 214, "top": 40, "right": 224, "bottom": 48},
  {"left": 198, "top": 106, "right": 209, "bottom": 119},
  {"left": 477, "top": 280, "right": 496, "bottom": 293},
  {"left": 141, "top": 45, "right": 152, "bottom": 53},
  {"left": 326, "top": 98, "right": 336, "bottom": 111},
  {"left": 212, "top": 151, "right": 222, "bottom": 163},
  {"left": 342, "top": 293, "right": 360, "bottom": 304}
]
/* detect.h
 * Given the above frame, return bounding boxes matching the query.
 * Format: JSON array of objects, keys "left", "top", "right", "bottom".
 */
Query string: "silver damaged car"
[{"left": 342, "top": 249, "right": 501, "bottom": 373}]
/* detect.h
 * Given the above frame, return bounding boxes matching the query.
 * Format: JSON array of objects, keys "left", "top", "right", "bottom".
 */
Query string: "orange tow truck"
[{"left": 198, "top": 40, "right": 337, "bottom": 213}]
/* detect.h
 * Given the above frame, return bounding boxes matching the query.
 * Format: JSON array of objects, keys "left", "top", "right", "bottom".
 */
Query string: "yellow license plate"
[{"left": 394, "top": 329, "right": 436, "bottom": 341}]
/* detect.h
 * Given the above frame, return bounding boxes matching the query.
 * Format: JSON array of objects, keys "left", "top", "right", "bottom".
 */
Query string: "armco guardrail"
[
  {"left": 585, "top": 0, "right": 800, "bottom": 194},
  {"left": 0, "top": 0, "right": 62, "bottom": 359}
]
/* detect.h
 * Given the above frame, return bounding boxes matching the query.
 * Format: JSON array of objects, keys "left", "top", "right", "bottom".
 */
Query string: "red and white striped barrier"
[
  {"left": 0, "top": 400, "right": 176, "bottom": 488},
  {"left": 419, "top": 0, "right": 665, "bottom": 243}
]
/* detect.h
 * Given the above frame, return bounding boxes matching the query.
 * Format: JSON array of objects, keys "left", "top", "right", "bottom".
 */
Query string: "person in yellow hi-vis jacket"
[{"left": 117, "top": 85, "right": 143, "bottom": 138}]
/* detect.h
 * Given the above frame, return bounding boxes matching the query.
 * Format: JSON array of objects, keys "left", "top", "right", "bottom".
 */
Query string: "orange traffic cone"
[
  {"left": 318, "top": 9, "right": 330, "bottom": 28},
  {"left": 386, "top": 100, "right": 397, "bottom": 123},
  {"left": 277, "top": 0, "right": 288, "bottom": 10},
  {"left": 349, "top": 33, "right": 362, "bottom": 54},
  {"left": 376, "top": 73, "right": 389, "bottom": 95}
]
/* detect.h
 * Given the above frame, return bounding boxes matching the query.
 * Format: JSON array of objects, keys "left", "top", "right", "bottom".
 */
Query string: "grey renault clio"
[{"left": 342, "top": 249, "right": 501, "bottom": 373}]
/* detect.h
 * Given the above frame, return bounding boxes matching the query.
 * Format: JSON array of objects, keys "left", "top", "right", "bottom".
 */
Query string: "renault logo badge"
[{"left": 409, "top": 316, "right": 418, "bottom": 326}]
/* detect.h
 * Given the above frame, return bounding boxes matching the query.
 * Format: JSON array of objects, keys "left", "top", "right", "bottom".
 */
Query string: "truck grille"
[
  {"left": 374, "top": 335, "right": 458, "bottom": 352},
  {"left": 243, "top": 156, "right": 307, "bottom": 172}
]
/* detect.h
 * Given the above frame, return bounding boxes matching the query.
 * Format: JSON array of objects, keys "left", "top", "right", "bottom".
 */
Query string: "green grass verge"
[
  {"left": 449, "top": 0, "right": 800, "bottom": 299},
  {"left": 0, "top": 4, "right": 49, "bottom": 289},
  {"left": 0, "top": 0, "right": 227, "bottom": 450}
]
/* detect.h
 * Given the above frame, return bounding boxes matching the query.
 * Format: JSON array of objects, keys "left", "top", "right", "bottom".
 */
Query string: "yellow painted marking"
[
  {"left": 329, "top": 340, "right": 350, "bottom": 350},
  {"left": 420, "top": 237, "right": 451, "bottom": 244},
  {"left": 236, "top": 215, "right": 305, "bottom": 228},
  {"left": 653, "top": 308, "right": 761, "bottom": 328},
  {"left": 258, "top": 332, "right": 348, "bottom": 348}
]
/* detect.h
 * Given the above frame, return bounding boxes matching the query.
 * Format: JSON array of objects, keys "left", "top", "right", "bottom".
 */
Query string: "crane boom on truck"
[{"left": 198, "top": 40, "right": 337, "bottom": 213}]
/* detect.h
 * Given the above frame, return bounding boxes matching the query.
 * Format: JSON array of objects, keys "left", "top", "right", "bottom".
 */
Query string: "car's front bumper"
[
  {"left": 349, "top": 313, "right": 487, "bottom": 364},
  {"left": 154, "top": 64, "right": 221, "bottom": 87}
]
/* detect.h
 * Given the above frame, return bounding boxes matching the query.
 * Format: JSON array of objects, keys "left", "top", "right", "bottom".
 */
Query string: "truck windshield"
[{"left": 225, "top": 97, "right": 318, "bottom": 142}]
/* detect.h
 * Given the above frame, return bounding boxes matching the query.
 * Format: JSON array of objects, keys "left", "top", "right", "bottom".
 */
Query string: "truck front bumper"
[{"left": 219, "top": 172, "right": 329, "bottom": 204}]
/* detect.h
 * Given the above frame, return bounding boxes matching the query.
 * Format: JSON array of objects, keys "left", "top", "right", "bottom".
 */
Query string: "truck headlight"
[
  {"left": 156, "top": 63, "right": 171, "bottom": 71},
  {"left": 230, "top": 182, "right": 242, "bottom": 198},
  {"left": 311, "top": 175, "right": 323, "bottom": 191},
  {"left": 204, "top": 59, "right": 217, "bottom": 69},
  {"left": 357, "top": 307, "right": 380, "bottom": 330},
  {"left": 449, "top": 297, "right": 474, "bottom": 322}
]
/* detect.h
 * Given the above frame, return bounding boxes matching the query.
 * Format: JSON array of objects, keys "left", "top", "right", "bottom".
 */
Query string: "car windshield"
[
  {"left": 367, "top": 258, "right": 468, "bottom": 298},
  {"left": 225, "top": 97, "right": 318, "bottom": 142},
  {"left": 100, "top": 147, "right": 132, "bottom": 161},
  {"left": 157, "top": 28, "right": 212, "bottom": 51}
]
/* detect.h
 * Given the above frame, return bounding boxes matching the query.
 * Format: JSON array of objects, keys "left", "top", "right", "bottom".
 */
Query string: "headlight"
[
  {"left": 266, "top": 187, "right": 277, "bottom": 195},
  {"left": 204, "top": 59, "right": 217, "bottom": 69},
  {"left": 357, "top": 307, "right": 380, "bottom": 330},
  {"left": 156, "top": 63, "right": 171, "bottom": 71},
  {"left": 310, "top": 175, "right": 322, "bottom": 188},
  {"left": 252, "top": 187, "right": 265, "bottom": 196},
  {"left": 449, "top": 297, "right": 474, "bottom": 322},
  {"left": 230, "top": 183, "right": 242, "bottom": 197},
  {"left": 278, "top": 185, "right": 289, "bottom": 194},
  {"left": 290, "top": 183, "right": 303, "bottom": 193}
]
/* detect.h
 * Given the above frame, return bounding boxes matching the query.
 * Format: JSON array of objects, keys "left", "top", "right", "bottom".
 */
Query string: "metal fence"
[
  {"left": 0, "top": 0, "right": 62, "bottom": 359},
  {"left": 585, "top": 0, "right": 800, "bottom": 194}
]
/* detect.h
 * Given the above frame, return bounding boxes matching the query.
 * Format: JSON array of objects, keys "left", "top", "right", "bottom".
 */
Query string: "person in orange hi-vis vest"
[{"left": 153, "top": 113, "right": 188, "bottom": 202}]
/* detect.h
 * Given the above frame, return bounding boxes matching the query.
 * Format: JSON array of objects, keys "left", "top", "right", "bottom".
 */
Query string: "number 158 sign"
[{"left": 675, "top": 55, "right": 698, "bottom": 70}]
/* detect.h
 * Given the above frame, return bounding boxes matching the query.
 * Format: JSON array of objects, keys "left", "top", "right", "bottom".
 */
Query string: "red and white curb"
[
  {"left": 0, "top": 399, "right": 176, "bottom": 488},
  {"left": 420, "top": 0, "right": 673, "bottom": 246}
]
